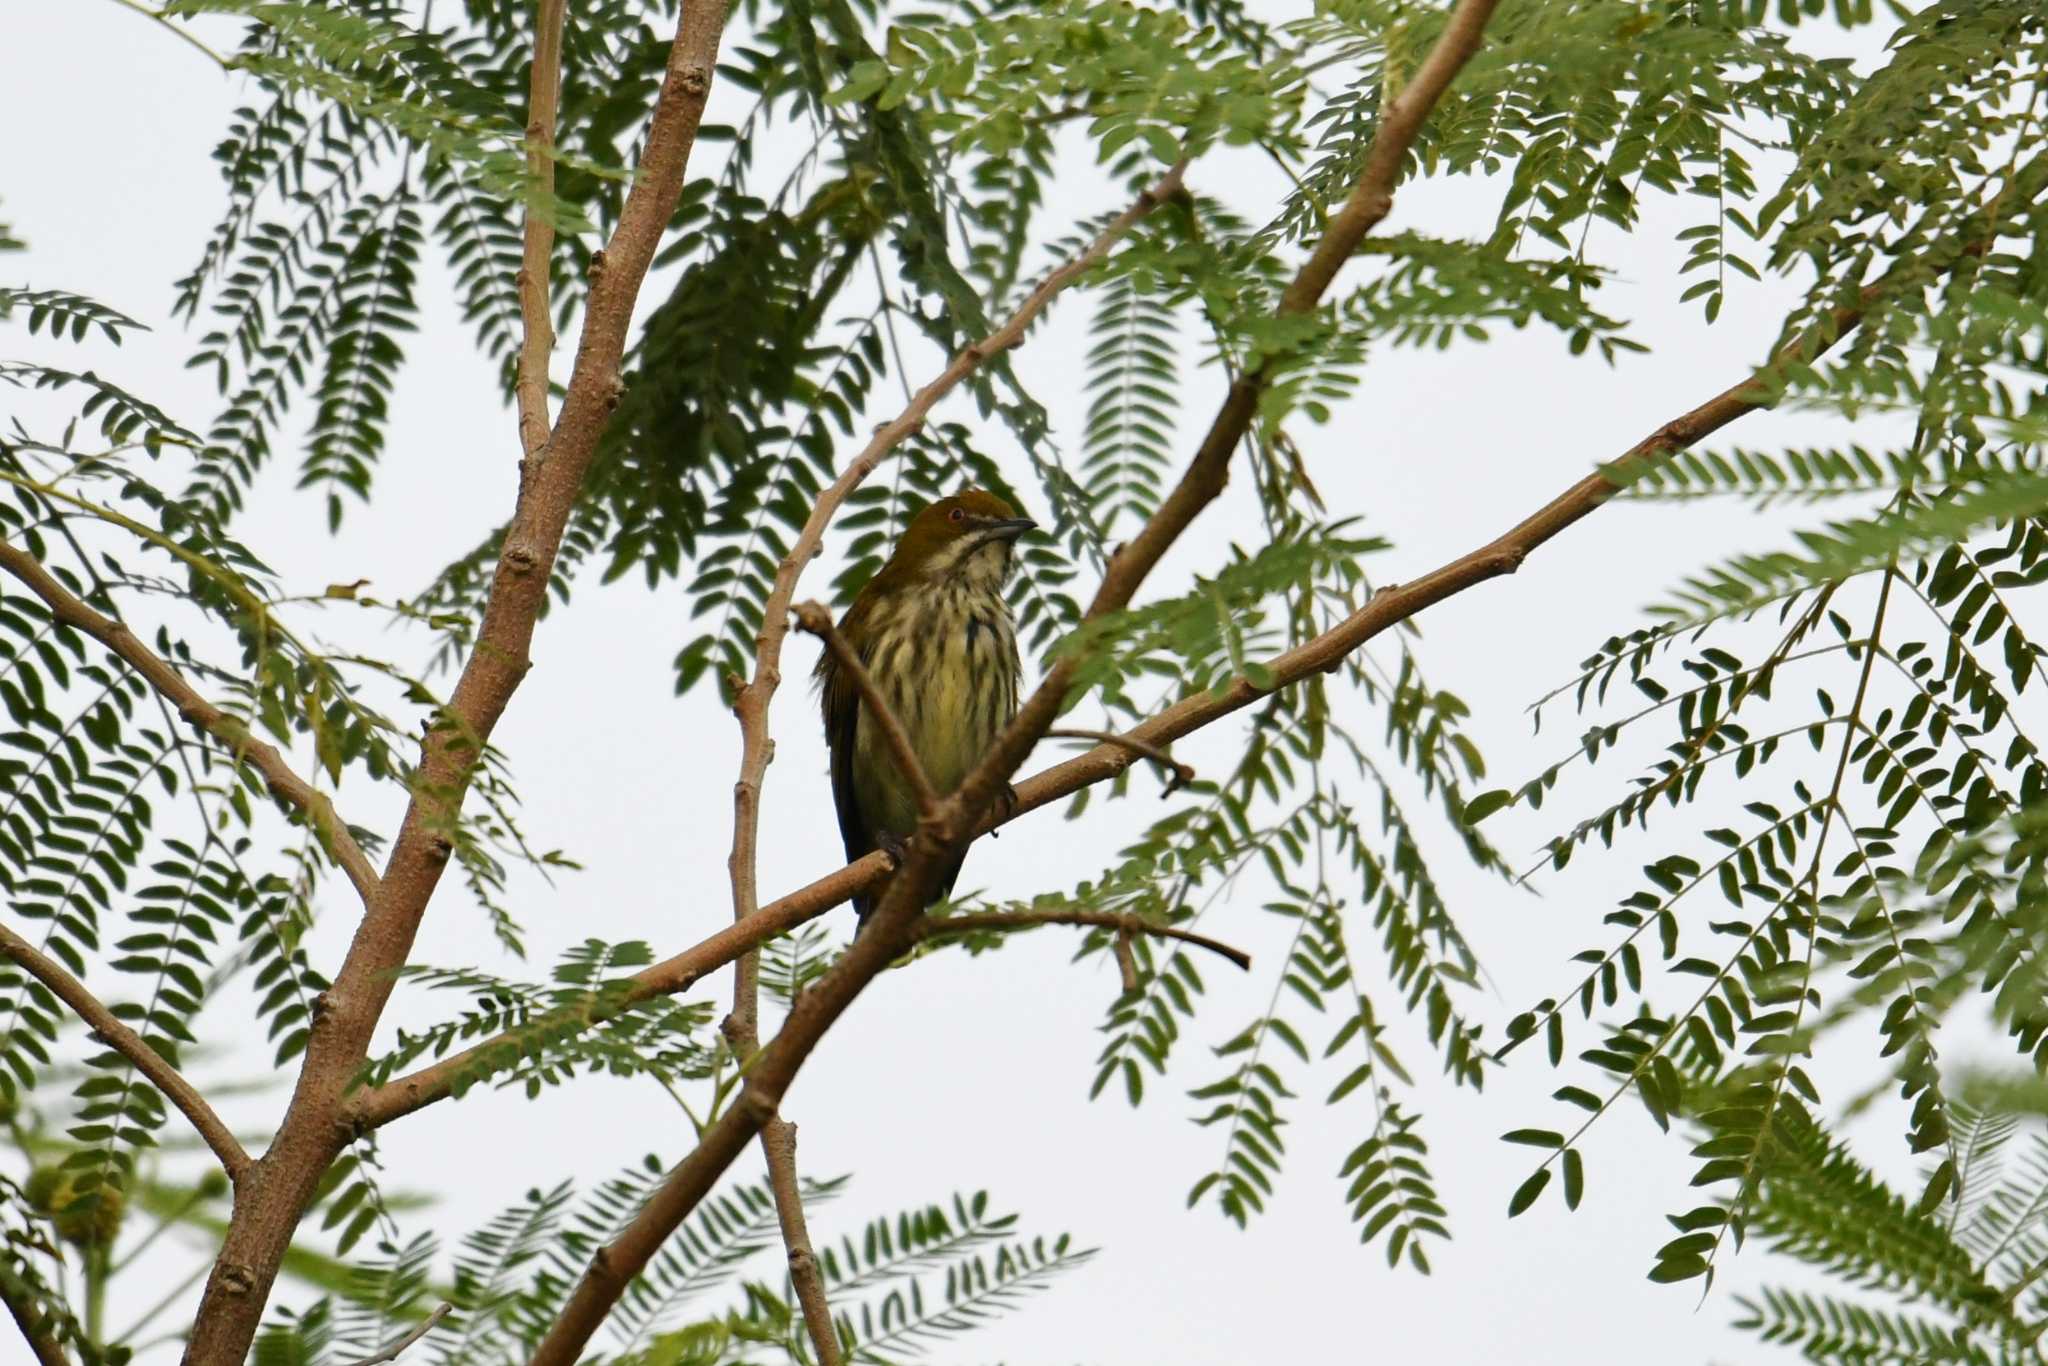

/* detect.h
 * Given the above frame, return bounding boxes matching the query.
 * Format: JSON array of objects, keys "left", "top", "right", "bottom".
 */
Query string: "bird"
[{"left": 816, "top": 488, "right": 1035, "bottom": 922}]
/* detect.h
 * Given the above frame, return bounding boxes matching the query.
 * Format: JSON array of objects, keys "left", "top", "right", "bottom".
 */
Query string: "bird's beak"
[{"left": 983, "top": 517, "right": 1037, "bottom": 543}]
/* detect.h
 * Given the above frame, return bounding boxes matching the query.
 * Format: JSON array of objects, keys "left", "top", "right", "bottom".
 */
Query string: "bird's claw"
[
  {"left": 875, "top": 830, "right": 909, "bottom": 868},
  {"left": 987, "top": 782, "right": 1019, "bottom": 838}
]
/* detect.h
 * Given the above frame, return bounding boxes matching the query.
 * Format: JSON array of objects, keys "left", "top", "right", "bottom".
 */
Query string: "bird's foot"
[
  {"left": 874, "top": 830, "right": 909, "bottom": 869},
  {"left": 987, "top": 781, "right": 1019, "bottom": 838}
]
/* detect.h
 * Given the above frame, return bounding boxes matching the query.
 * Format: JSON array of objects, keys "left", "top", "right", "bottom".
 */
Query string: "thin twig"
[
  {"left": 1044, "top": 728, "right": 1193, "bottom": 794},
  {"left": 0, "top": 539, "right": 380, "bottom": 903},
  {"left": 0, "top": 922, "right": 251, "bottom": 1184},
  {"left": 760, "top": 1120, "right": 841, "bottom": 1366},
  {"left": 333, "top": 1303, "right": 451, "bottom": 1366},
  {"left": 698, "top": 165, "right": 1193, "bottom": 1366},
  {"left": 721, "top": 159, "right": 1190, "bottom": 1042},
  {"left": 515, "top": 0, "right": 566, "bottom": 459},
  {"left": 1, "top": 1272, "right": 71, "bottom": 1366},
  {"left": 105, "top": 0, "right": 236, "bottom": 69},
  {"left": 793, "top": 601, "right": 936, "bottom": 812},
  {"left": 1112, "top": 932, "right": 1140, "bottom": 994},
  {"left": 916, "top": 910, "right": 1253, "bottom": 972}
]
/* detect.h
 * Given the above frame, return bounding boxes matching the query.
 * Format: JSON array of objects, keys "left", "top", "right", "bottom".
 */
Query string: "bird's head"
[{"left": 882, "top": 489, "right": 1037, "bottom": 590}]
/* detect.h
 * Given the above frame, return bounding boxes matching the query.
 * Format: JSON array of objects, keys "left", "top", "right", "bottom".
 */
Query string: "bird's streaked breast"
[{"left": 851, "top": 575, "right": 1020, "bottom": 836}]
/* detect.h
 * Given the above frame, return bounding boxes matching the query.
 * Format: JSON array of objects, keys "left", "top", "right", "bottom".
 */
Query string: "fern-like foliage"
[
  {"left": 361, "top": 940, "right": 718, "bottom": 1102},
  {"left": 1727, "top": 1104, "right": 2048, "bottom": 1364}
]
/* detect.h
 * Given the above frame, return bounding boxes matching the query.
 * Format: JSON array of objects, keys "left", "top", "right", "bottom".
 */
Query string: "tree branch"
[
  {"left": 180, "top": 5, "right": 735, "bottom": 1359},
  {"left": 1090, "top": 0, "right": 1501, "bottom": 623},
  {"left": 0, "top": 538, "right": 380, "bottom": 903},
  {"left": 531, "top": 844, "right": 941, "bottom": 1366},
  {"left": 916, "top": 910, "right": 1252, "bottom": 972},
  {"left": 0, "top": 921, "right": 251, "bottom": 1184},
  {"left": 793, "top": 600, "right": 936, "bottom": 812}
]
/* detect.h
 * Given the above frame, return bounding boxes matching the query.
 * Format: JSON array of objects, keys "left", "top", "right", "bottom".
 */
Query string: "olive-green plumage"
[{"left": 816, "top": 489, "right": 1034, "bottom": 920}]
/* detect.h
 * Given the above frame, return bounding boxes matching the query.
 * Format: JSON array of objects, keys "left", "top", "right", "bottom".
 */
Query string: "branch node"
[
  {"left": 428, "top": 835, "right": 454, "bottom": 863},
  {"left": 679, "top": 63, "right": 711, "bottom": 96},
  {"left": 737, "top": 1086, "right": 777, "bottom": 1126}
]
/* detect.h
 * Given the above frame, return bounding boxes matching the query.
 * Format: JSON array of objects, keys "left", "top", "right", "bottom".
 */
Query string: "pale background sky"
[{"left": 5, "top": 3, "right": 1953, "bottom": 1363}]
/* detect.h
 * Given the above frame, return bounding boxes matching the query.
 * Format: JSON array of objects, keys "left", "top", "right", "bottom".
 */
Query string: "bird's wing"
[{"left": 817, "top": 616, "right": 872, "bottom": 869}]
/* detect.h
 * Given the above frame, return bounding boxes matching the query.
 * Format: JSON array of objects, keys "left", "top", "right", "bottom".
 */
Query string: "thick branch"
[
  {"left": 0, "top": 922, "right": 251, "bottom": 1183},
  {"left": 0, "top": 539, "right": 380, "bottom": 903},
  {"left": 180, "top": 6, "right": 734, "bottom": 1361},
  {"left": 514, "top": 0, "right": 566, "bottom": 459},
  {"left": 793, "top": 601, "right": 935, "bottom": 811},
  {"left": 916, "top": 910, "right": 1252, "bottom": 972}
]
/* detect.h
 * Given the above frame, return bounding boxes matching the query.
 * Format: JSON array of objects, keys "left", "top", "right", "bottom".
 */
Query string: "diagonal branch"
[
  {"left": 915, "top": 909, "right": 1252, "bottom": 972},
  {"left": 793, "top": 600, "right": 935, "bottom": 812},
  {"left": 527, "top": 11, "right": 1501, "bottom": 1358},
  {"left": 1095, "top": 0, "right": 1501, "bottom": 617},
  {"left": 348, "top": 853, "right": 880, "bottom": 1129},
  {"left": 935, "top": 0, "right": 1507, "bottom": 864},
  {"left": 0, "top": 538, "right": 379, "bottom": 902},
  {"left": 0, "top": 921, "right": 251, "bottom": 1184},
  {"left": 181, "top": 4, "right": 736, "bottom": 1360}
]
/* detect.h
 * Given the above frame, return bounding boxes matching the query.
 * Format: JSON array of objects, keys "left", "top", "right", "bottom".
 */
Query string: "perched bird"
[{"left": 816, "top": 489, "right": 1035, "bottom": 921}]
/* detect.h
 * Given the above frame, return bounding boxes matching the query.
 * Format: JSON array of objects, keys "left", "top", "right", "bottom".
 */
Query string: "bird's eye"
[{"left": 947, "top": 507, "right": 966, "bottom": 525}]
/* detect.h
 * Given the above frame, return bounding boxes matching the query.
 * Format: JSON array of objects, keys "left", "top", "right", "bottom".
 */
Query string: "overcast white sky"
[{"left": 4, "top": 4, "right": 1958, "bottom": 1363}]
